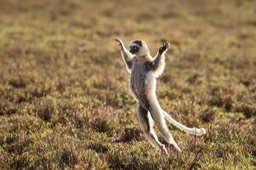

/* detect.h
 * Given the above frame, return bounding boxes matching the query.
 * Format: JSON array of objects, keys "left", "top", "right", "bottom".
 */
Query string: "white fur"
[
  {"left": 116, "top": 38, "right": 206, "bottom": 154},
  {"left": 162, "top": 110, "right": 206, "bottom": 136},
  {"left": 145, "top": 73, "right": 181, "bottom": 152},
  {"left": 151, "top": 51, "right": 166, "bottom": 78},
  {"left": 121, "top": 49, "right": 133, "bottom": 73}
]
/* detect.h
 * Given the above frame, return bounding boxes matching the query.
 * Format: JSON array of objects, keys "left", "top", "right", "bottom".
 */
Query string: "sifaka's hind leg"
[
  {"left": 136, "top": 103, "right": 168, "bottom": 155},
  {"left": 148, "top": 99, "right": 181, "bottom": 152},
  {"left": 162, "top": 110, "right": 206, "bottom": 136}
]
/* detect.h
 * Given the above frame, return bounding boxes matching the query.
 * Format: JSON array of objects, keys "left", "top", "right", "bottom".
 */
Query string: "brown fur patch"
[{"left": 132, "top": 40, "right": 143, "bottom": 46}]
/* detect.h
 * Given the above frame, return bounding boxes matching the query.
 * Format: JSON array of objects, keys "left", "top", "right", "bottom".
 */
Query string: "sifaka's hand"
[
  {"left": 115, "top": 37, "right": 124, "bottom": 49},
  {"left": 158, "top": 42, "right": 170, "bottom": 54}
]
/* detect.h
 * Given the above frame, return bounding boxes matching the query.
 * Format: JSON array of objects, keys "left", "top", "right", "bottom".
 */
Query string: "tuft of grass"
[
  {"left": 60, "top": 149, "right": 78, "bottom": 168},
  {"left": 36, "top": 98, "right": 57, "bottom": 121},
  {"left": 235, "top": 103, "right": 256, "bottom": 118}
]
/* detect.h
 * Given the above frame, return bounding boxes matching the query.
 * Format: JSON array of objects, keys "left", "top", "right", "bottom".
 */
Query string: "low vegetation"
[{"left": 0, "top": 0, "right": 255, "bottom": 169}]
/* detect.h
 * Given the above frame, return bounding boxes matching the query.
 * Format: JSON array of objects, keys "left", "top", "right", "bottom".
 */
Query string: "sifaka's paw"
[
  {"left": 158, "top": 42, "right": 170, "bottom": 54},
  {"left": 115, "top": 37, "right": 123, "bottom": 46}
]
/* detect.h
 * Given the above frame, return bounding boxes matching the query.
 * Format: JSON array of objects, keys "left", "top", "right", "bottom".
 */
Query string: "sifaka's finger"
[
  {"left": 115, "top": 38, "right": 120, "bottom": 42},
  {"left": 115, "top": 37, "right": 122, "bottom": 43}
]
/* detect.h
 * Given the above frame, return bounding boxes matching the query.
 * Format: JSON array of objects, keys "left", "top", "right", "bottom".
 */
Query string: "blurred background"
[{"left": 0, "top": 0, "right": 255, "bottom": 169}]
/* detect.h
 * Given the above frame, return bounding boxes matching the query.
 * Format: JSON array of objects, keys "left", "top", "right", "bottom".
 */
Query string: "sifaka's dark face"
[
  {"left": 129, "top": 45, "right": 139, "bottom": 54},
  {"left": 130, "top": 40, "right": 143, "bottom": 54}
]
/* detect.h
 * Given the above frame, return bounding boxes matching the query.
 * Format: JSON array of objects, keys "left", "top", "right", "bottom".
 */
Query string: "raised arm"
[
  {"left": 151, "top": 42, "right": 170, "bottom": 78},
  {"left": 115, "top": 38, "right": 134, "bottom": 73}
]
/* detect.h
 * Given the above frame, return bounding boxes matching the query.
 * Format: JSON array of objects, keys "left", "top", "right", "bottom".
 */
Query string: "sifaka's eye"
[{"left": 129, "top": 46, "right": 139, "bottom": 54}]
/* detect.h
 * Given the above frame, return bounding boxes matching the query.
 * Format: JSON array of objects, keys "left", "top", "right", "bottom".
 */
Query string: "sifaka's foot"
[
  {"left": 160, "top": 144, "right": 169, "bottom": 156},
  {"left": 172, "top": 142, "right": 182, "bottom": 153}
]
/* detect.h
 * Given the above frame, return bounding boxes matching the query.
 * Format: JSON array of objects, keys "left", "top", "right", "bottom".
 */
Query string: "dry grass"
[{"left": 0, "top": 0, "right": 255, "bottom": 169}]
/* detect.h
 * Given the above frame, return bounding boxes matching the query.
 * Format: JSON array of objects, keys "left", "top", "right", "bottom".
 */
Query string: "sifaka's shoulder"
[{"left": 133, "top": 54, "right": 153, "bottom": 63}]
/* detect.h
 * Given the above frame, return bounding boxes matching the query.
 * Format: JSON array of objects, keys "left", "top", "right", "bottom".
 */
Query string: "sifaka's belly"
[
  {"left": 129, "top": 70, "right": 153, "bottom": 108},
  {"left": 130, "top": 69, "right": 145, "bottom": 92}
]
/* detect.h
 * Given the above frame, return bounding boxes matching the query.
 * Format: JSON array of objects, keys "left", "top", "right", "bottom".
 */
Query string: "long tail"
[{"left": 162, "top": 110, "right": 206, "bottom": 136}]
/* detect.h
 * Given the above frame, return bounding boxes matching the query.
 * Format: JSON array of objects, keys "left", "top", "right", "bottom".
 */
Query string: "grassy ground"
[{"left": 0, "top": 0, "right": 255, "bottom": 169}]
